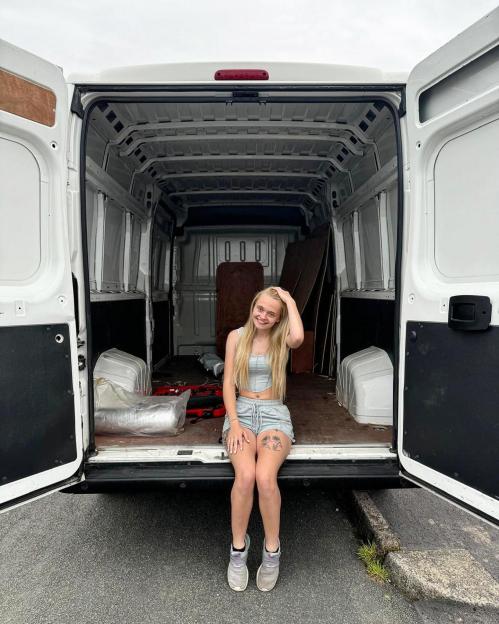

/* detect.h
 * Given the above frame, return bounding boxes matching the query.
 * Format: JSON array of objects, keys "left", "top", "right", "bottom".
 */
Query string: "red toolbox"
[{"left": 153, "top": 384, "right": 226, "bottom": 421}]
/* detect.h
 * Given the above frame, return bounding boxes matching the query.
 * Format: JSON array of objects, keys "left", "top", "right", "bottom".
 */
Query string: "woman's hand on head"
[
  {"left": 226, "top": 422, "right": 251, "bottom": 454},
  {"left": 273, "top": 286, "right": 294, "bottom": 305}
]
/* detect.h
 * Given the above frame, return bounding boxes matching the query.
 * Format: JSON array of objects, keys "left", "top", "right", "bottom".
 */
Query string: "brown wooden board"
[
  {"left": 313, "top": 228, "right": 336, "bottom": 374},
  {"left": 311, "top": 233, "right": 329, "bottom": 369},
  {"left": 287, "top": 229, "right": 329, "bottom": 314},
  {"left": 329, "top": 297, "right": 338, "bottom": 378},
  {"left": 319, "top": 293, "right": 335, "bottom": 375},
  {"left": 0, "top": 69, "right": 56, "bottom": 126},
  {"left": 279, "top": 241, "right": 303, "bottom": 294},
  {"left": 216, "top": 262, "right": 264, "bottom": 357},
  {"left": 290, "top": 330, "right": 315, "bottom": 373}
]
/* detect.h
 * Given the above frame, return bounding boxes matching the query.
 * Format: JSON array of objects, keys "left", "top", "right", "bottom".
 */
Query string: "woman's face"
[{"left": 252, "top": 294, "right": 282, "bottom": 330}]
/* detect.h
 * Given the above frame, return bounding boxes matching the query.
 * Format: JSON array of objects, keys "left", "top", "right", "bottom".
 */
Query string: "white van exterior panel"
[
  {"left": 69, "top": 62, "right": 407, "bottom": 85},
  {"left": 0, "top": 39, "right": 84, "bottom": 508},
  {"left": 400, "top": 7, "right": 499, "bottom": 522}
]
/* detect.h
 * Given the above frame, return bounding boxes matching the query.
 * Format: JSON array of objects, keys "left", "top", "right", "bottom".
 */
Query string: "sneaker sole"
[
  {"left": 227, "top": 564, "right": 249, "bottom": 591},
  {"left": 256, "top": 564, "right": 278, "bottom": 592}
]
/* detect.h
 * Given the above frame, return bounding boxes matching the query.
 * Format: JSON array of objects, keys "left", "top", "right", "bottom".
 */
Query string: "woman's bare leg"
[
  {"left": 225, "top": 429, "right": 258, "bottom": 548},
  {"left": 255, "top": 430, "right": 292, "bottom": 550}
]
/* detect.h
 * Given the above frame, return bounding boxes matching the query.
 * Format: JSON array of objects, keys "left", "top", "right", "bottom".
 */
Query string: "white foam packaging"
[
  {"left": 93, "top": 348, "right": 151, "bottom": 395},
  {"left": 336, "top": 346, "right": 393, "bottom": 426}
]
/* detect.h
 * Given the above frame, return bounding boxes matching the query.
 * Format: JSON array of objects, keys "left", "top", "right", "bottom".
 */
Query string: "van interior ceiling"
[{"left": 84, "top": 94, "right": 399, "bottom": 454}]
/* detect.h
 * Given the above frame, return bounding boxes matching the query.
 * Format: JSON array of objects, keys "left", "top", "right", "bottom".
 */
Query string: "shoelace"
[
  {"left": 262, "top": 549, "right": 280, "bottom": 568},
  {"left": 230, "top": 550, "right": 246, "bottom": 569},
  {"left": 250, "top": 402, "right": 263, "bottom": 431}
]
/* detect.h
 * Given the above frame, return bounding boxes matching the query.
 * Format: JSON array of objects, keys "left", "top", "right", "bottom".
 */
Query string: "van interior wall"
[
  {"left": 340, "top": 298, "right": 395, "bottom": 362},
  {"left": 84, "top": 95, "right": 399, "bottom": 397},
  {"left": 172, "top": 225, "right": 298, "bottom": 357},
  {"left": 169, "top": 219, "right": 336, "bottom": 377},
  {"left": 91, "top": 299, "right": 147, "bottom": 365}
]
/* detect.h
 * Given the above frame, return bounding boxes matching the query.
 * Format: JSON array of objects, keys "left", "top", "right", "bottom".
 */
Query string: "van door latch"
[
  {"left": 448, "top": 295, "right": 491, "bottom": 331},
  {"left": 78, "top": 355, "right": 86, "bottom": 370}
]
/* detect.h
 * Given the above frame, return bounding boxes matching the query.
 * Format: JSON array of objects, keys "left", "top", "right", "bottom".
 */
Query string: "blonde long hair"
[{"left": 233, "top": 287, "right": 290, "bottom": 401}]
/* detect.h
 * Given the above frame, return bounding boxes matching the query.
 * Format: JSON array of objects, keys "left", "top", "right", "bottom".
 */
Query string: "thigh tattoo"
[{"left": 262, "top": 433, "right": 283, "bottom": 451}]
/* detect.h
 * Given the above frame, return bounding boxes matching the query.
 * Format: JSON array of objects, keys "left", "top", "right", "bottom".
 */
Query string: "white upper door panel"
[
  {"left": 399, "top": 9, "right": 499, "bottom": 523},
  {"left": 0, "top": 39, "right": 84, "bottom": 510}
]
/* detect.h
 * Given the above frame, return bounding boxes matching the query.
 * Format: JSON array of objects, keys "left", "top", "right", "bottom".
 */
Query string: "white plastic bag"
[
  {"left": 198, "top": 352, "right": 224, "bottom": 377},
  {"left": 94, "top": 378, "right": 190, "bottom": 436}
]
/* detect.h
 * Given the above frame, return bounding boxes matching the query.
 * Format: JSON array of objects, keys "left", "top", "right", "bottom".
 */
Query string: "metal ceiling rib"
[
  {"left": 133, "top": 154, "right": 351, "bottom": 176},
  {"left": 168, "top": 189, "right": 322, "bottom": 203},
  {"left": 109, "top": 120, "right": 372, "bottom": 148},
  {"left": 119, "top": 133, "right": 365, "bottom": 158},
  {"left": 89, "top": 99, "right": 386, "bottom": 222}
]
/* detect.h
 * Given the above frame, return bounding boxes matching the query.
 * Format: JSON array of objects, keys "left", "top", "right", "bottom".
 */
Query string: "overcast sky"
[{"left": 2, "top": 0, "right": 498, "bottom": 77}]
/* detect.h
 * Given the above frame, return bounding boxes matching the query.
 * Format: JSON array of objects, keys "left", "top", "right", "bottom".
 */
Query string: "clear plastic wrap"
[{"left": 94, "top": 378, "right": 190, "bottom": 436}]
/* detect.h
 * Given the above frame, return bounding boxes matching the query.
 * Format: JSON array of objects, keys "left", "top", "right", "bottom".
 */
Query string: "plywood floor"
[{"left": 95, "top": 358, "right": 392, "bottom": 449}]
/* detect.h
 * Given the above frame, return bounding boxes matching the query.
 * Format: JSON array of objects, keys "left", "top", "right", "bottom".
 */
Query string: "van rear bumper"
[{"left": 67, "top": 458, "right": 402, "bottom": 492}]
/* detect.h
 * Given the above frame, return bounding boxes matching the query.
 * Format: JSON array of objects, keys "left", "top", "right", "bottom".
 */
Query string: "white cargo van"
[{"left": 1, "top": 8, "right": 498, "bottom": 525}]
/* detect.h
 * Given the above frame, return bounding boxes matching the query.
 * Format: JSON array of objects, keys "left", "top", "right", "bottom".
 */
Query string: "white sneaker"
[
  {"left": 227, "top": 534, "right": 250, "bottom": 591},
  {"left": 256, "top": 539, "right": 281, "bottom": 591}
]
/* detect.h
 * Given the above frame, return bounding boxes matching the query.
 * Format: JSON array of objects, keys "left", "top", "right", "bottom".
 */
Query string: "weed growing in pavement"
[
  {"left": 357, "top": 541, "right": 390, "bottom": 583},
  {"left": 357, "top": 540, "right": 377, "bottom": 563}
]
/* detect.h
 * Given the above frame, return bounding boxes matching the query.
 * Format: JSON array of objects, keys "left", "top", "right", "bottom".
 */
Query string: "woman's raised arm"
[{"left": 274, "top": 287, "right": 304, "bottom": 349}]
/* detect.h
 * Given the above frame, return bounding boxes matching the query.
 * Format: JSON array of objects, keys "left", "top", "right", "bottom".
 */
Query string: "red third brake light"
[{"left": 214, "top": 69, "right": 269, "bottom": 81}]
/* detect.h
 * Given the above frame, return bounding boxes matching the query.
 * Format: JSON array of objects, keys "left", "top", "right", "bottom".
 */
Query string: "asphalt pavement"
[{"left": 0, "top": 484, "right": 422, "bottom": 624}]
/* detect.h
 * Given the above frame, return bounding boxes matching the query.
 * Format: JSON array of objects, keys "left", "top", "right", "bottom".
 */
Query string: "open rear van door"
[
  {"left": 400, "top": 8, "right": 499, "bottom": 523},
  {"left": 0, "top": 40, "right": 84, "bottom": 511}
]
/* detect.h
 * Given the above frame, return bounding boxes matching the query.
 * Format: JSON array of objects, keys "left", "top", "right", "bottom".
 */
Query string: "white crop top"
[{"left": 237, "top": 327, "right": 272, "bottom": 392}]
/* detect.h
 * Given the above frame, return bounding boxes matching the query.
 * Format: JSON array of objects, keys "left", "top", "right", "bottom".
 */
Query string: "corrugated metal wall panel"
[{"left": 174, "top": 226, "right": 299, "bottom": 355}]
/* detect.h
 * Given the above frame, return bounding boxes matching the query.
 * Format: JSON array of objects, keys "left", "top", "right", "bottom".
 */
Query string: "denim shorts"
[{"left": 222, "top": 396, "right": 295, "bottom": 444}]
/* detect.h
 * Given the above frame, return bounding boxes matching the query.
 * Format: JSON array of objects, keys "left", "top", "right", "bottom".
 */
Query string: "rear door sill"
[{"left": 87, "top": 444, "right": 396, "bottom": 464}]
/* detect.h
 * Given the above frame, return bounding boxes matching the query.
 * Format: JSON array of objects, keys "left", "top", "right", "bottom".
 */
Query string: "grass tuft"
[
  {"left": 366, "top": 559, "right": 390, "bottom": 582},
  {"left": 357, "top": 540, "right": 390, "bottom": 583},
  {"left": 357, "top": 541, "right": 377, "bottom": 564}
]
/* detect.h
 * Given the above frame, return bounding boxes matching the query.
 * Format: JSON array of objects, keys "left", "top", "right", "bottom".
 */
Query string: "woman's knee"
[
  {"left": 255, "top": 468, "right": 279, "bottom": 497},
  {"left": 233, "top": 466, "right": 256, "bottom": 493}
]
